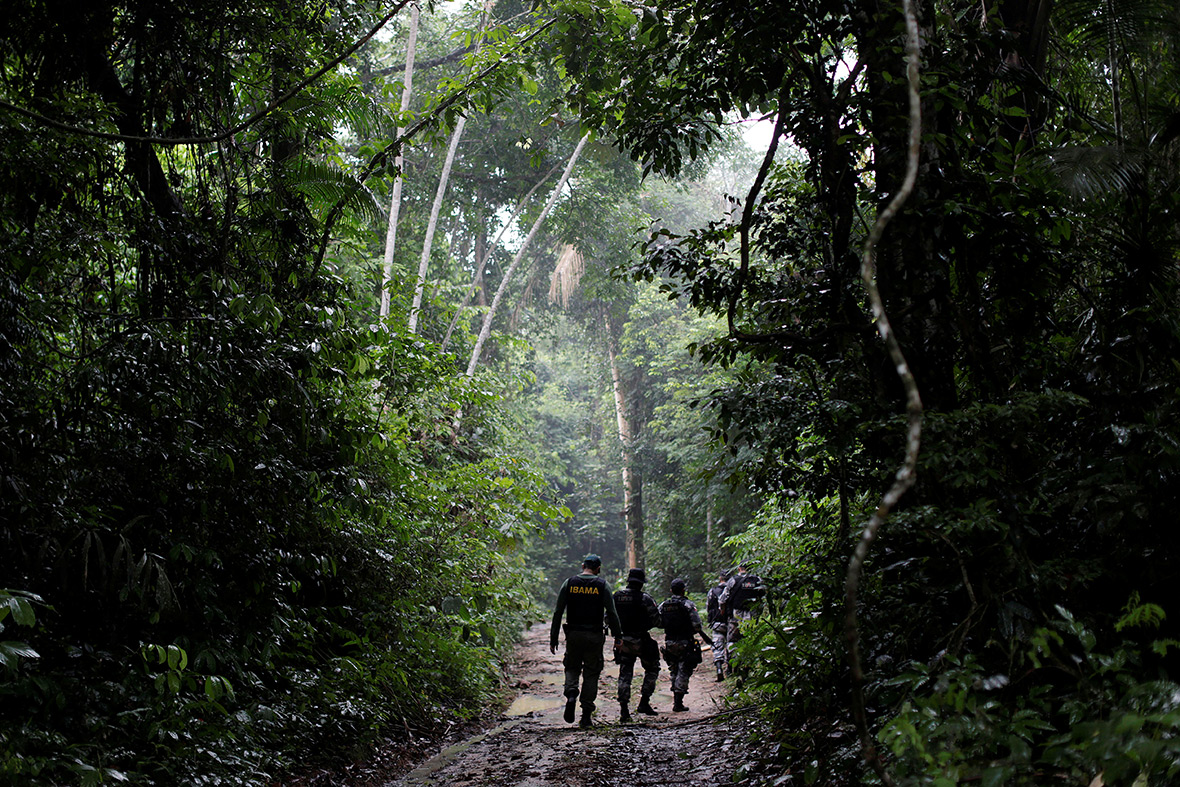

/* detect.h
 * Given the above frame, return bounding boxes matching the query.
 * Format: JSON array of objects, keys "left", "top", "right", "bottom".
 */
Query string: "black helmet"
[
  {"left": 627, "top": 568, "right": 646, "bottom": 584},
  {"left": 670, "top": 577, "right": 687, "bottom": 594}
]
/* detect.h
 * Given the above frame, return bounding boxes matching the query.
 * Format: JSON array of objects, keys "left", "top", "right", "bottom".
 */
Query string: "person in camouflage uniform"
[
  {"left": 658, "top": 578, "right": 712, "bottom": 712},
  {"left": 612, "top": 568, "right": 662, "bottom": 723},
  {"left": 551, "top": 554, "right": 623, "bottom": 728},
  {"left": 718, "top": 561, "right": 765, "bottom": 674},
  {"left": 705, "top": 569, "right": 731, "bottom": 682},
  {"left": 719, "top": 562, "right": 765, "bottom": 638}
]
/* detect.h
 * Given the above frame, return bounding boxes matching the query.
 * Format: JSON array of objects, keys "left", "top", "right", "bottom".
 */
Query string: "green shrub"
[{"left": 880, "top": 603, "right": 1180, "bottom": 786}]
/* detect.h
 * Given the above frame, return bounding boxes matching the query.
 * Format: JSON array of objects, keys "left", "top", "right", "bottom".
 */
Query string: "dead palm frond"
[{"left": 548, "top": 243, "right": 584, "bottom": 308}]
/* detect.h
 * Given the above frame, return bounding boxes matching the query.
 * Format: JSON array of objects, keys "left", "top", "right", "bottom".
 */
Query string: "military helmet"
[{"left": 670, "top": 577, "right": 687, "bottom": 594}]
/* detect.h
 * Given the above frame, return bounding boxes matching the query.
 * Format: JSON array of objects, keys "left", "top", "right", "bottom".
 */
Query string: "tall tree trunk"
[
  {"left": 408, "top": 4, "right": 496, "bottom": 334},
  {"left": 858, "top": 0, "right": 956, "bottom": 411},
  {"left": 379, "top": 1, "right": 420, "bottom": 319},
  {"left": 464, "top": 133, "right": 589, "bottom": 376},
  {"left": 408, "top": 112, "right": 466, "bottom": 333},
  {"left": 1108, "top": 27, "right": 1123, "bottom": 145},
  {"left": 605, "top": 310, "right": 644, "bottom": 570},
  {"left": 705, "top": 493, "right": 715, "bottom": 572}
]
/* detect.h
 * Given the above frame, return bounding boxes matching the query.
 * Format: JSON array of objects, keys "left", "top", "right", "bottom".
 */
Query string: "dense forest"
[{"left": 2, "top": 0, "right": 1179, "bottom": 784}]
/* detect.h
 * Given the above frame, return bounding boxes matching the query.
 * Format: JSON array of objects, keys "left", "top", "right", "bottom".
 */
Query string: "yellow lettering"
[{"left": 569, "top": 585, "right": 599, "bottom": 595}]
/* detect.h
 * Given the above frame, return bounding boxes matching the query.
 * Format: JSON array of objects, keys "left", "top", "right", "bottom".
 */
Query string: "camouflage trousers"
[
  {"left": 662, "top": 638, "right": 700, "bottom": 695},
  {"left": 615, "top": 634, "right": 660, "bottom": 704},
  {"left": 562, "top": 627, "right": 606, "bottom": 712},
  {"left": 726, "top": 609, "right": 755, "bottom": 644},
  {"left": 710, "top": 623, "right": 729, "bottom": 668}
]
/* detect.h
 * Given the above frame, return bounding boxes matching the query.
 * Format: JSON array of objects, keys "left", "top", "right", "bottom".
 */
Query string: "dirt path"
[{"left": 382, "top": 622, "right": 771, "bottom": 787}]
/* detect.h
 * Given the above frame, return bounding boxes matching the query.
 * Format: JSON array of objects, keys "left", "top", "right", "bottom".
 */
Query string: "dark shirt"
[
  {"left": 659, "top": 595, "right": 704, "bottom": 641},
  {"left": 706, "top": 581, "right": 728, "bottom": 626},
  {"left": 551, "top": 572, "right": 622, "bottom": 646},
  {"left": 614, "top": 585, "right": 661, "bottom": 636},
  {"left": 720, "top": 571, "right": 764, "bottom": 613}
]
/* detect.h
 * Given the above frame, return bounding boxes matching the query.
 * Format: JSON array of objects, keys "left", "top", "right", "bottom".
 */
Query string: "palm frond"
[
  {"left": 1038, "top": 144, "right": 1147, "bottom": 198},
  {"left": 548, "top": 243, "right": 585, "bottom": 308},
  {"left": 1056, "top": 0, "right": 1178, "bottom": 52},
  {"left": 328, "top": 82, "right": 388, "bottom": 140},
  {"left": 1150, "top": 111, "right": 1180, "bottom": 148},
  {"left": 285, "top": 159, "right": 383, "bottom": 225}
]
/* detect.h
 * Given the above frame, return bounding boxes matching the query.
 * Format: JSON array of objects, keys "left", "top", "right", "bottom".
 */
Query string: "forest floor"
[{"left": 304, "top": 622, "right": 784, "bottom": 786}]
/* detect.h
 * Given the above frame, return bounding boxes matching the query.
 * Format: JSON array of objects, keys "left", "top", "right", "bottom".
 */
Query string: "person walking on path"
[
  {"left": 550, "top": 554, "right": 623, "bottom": 728},
  {"left": 658, "top": 578, "right": 712, "bottom": 712},
  {"left": 612, "top": 568, "right": 663, "bottom": 722},
  {"left": 719, "top": 561, "right": 765, "bottom": 675},
  {"left": 705, "top": 569, "right": 731, "bottom": 682}
]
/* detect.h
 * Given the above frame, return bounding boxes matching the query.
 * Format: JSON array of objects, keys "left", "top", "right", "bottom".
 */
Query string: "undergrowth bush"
[
  {"left": 0, "top": 308, "right": 556, "bottom": 784},
  {"left": 880, "top": 602, "right": 1180, "bottom": 786}
]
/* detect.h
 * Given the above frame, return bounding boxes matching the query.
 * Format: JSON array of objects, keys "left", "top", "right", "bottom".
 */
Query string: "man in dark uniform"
[
  {"left": 705, "top": 569, "right": 731, "bottom": 682},
  {"left": 550, "top": 554, "right": 623, "bottom": 728},
  {"left": 658, "top": 578, "right": 712, "bottom": 712},
  {"left": 719, "top": 561, "right": 765, "bottom": 646},
  {"left": 719, "top": 561, "right": 765, "bottom": 676},
  {"left": 612, "top": 568, "right": 662, "bottom": 722}
]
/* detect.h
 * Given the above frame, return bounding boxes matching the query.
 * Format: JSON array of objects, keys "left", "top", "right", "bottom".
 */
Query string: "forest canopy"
[{"left": 2, "top": 0, "right": 1180, "bottom": 784}]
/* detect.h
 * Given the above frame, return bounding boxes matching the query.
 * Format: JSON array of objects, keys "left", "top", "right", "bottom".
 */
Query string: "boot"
[
  {"left": 672, "top": 693, "right": 688, "bottom": 712},
  {"left": 563, "top": 698, "right": 577, "bottom": 724},
  {"left": 579, "top": 710, "right": 593, "bottom": 728},
  {"left": 619, "top": 703, "right": 631, "bottom": 723},
  {"left": 636, "top": 696, "right": 659, "bottom": 715},
  {"left": 715, "top": 665, "right": 725, "bottom": 682}
]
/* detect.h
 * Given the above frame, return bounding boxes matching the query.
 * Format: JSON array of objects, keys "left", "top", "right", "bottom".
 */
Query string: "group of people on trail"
[
  {"left": 705, "top": 561, "right": 765, "bottom": 682},
  {"left": 549, "top": 554, "right": 764, "bottom": 728}
]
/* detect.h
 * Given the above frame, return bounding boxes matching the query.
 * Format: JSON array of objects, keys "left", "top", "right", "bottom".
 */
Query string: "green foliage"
[
  {"left": 722, "top": 496, "right": 857, "bottom": 719},
  {"left": 0, "top": 0, "right": 567, "bottom": 783},
  {"left": 552, "top": 0, "right": 1180, "bottom": 783},
  {"left": 0, "top": 589, "right": 42, "bottom": 672},
  {"left": 881, "top": 606, "right": 1180, "bottom": 786}
]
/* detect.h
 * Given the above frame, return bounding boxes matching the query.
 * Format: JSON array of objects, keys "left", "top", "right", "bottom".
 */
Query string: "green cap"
[{"left": 582, "top": 554, "right": 602, "bottom": 568}]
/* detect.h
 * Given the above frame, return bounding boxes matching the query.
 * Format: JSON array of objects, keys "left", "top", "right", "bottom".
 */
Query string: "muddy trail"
[{"left": 381, "top": 622, "right": 780, "bottom": 787}]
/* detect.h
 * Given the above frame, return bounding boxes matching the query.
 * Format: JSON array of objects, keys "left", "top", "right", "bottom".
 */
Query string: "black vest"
[
  {"left": 564, "top": 574, "right": 609, "bottom": 629},
  {"left": 706, "top": 584, "right": 725, "bottom": 625},
  {"left": 730, "top": 573, "right": 762, "bottom": 611},
  {"left": 661, "top": 596, "right": 693, "bottom": 639},
  {"left": 615, "top": 587, "right": 654, "bottom": 635}
]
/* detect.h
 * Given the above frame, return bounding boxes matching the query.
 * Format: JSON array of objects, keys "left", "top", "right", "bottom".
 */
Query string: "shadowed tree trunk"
[{"left": 605, "top": 309, "right": 644, "bottom": 570}]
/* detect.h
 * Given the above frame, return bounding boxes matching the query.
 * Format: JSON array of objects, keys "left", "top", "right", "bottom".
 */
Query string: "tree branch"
[
  {"left": 312, "top": 16, "right": 558, "bottom": 272},
  {"left": 727, "top": 79, "right": 791, "bottom": 340},
  {"left": 0, "top": 0, "right": 413, "bottom": 146}
]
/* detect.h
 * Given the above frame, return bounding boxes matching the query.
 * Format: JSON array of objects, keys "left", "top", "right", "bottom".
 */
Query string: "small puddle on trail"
[{"left": 504, "top": 694, "right": 565, "bottom": 717}]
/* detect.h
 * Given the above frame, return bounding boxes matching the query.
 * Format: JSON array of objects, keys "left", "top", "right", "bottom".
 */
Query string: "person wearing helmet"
[
  {"left": 705, "top": 569, "right": 732, "bottom": 681},
  {"left": 612, "top": 568, "right": 663, "bottom": 722},
  {"left": 550, "top": 554, "right": 623, "bottom": 728},
  {"left": 658, "top": 578, "right": 711, "bottom": 712}
]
